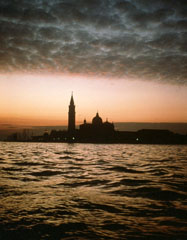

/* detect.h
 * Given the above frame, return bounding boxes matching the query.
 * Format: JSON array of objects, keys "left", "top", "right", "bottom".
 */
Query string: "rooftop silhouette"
[
  {"left": 6, "top": 95, "right": 187, "bottom": 144},
  {"left": 29, "top": 95, "right": 186, "bottom": 144}
]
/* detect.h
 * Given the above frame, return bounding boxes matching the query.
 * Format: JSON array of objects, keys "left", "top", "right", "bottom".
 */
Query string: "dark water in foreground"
[{"left": 0, "top": 142, "right": 187, "bottom": 240}]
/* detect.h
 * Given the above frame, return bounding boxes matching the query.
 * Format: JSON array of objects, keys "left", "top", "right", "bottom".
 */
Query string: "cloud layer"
[{"left": 0, "top": 0, "right": 187, "bottom": 84}]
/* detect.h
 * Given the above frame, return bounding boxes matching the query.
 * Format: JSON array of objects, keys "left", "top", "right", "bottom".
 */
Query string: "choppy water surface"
[{"left": 0, "top": 142, "right": 187, "bottom": 240}]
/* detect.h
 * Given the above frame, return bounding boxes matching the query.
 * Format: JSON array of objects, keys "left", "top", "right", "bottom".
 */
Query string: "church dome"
[{"left": 92, "top": 112, "right": 103, "bottom": 125}]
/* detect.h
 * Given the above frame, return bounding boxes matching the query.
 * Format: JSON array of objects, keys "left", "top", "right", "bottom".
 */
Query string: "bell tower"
[{"left": 68, "top": 93, "right": 75, "bottom": 133}]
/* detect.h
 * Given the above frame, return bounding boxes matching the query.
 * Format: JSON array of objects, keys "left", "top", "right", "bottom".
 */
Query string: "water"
[{"left": 0, "top": 142, "right": 187, "bottom": 240}]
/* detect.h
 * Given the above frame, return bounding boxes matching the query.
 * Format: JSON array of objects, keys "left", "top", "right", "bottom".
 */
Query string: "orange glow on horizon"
[{"left": 0, "top": 72, "right": 187, "bottom": 127}]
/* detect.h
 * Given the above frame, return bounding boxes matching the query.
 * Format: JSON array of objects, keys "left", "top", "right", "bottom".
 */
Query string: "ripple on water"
[
  {"left": 110, "top": 165, "right": 143, "bottom": 174},
  {"left": 14, "top": 161, "right": 42, "bottom": 166},
  {"left": 63, "top": 150, "right": 77, "bottom": 155},
  {"left": 119, "top": 179, "right": 151, "bottom": 186},
  {"left": 59, "top": 156, "right": 72, "bottom": 159},
  {"left": 31, "top": 170, "right": 62, "bottom": 177},
  {"left": 0, "top": 143, "right": 187, "bottom": 240}
]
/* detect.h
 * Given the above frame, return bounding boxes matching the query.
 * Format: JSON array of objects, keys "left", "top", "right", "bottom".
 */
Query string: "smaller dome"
[
  {"left": 103, "top": 121, "right": 114, "bottom": 130},
  {"left": 92, "top": 112, "right": 103, "bottom": 125},
  {"left": 104, "top": 121, "right": 112, "bottom": 126}
]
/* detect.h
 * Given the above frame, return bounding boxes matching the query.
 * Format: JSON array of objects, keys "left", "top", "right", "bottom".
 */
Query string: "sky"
[{"left": 0, "top": 0, "right": 187, "bottom": 131}]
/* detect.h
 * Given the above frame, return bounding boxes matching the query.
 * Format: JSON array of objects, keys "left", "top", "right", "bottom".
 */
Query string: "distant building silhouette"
[
  {"left": 18, "top": 94, "right": 187, "bottom": 144},
  {"left": 68, "top": 93, "right": 75, "bottom": 133},
  {"left": 79, "top": 113, "right": 115, "bottom": 141}
]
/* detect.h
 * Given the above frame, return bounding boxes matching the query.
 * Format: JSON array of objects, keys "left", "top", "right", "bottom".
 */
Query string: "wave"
[
  {"left": 0, "top": 142, "right": 187, "bottom": 240},
  {"left": 31, "top": 170, "right": 62, "bottom": 177},
  {"left": 59, "top": 156, "right": 72, "bottom": 159},
  {"left": 110, "top": 165, "right": 142, "bottom": 173}
]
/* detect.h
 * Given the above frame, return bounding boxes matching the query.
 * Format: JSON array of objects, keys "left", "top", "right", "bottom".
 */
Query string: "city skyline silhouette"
[{"left": 4, "top": 94, "right": 186, "bottom": 144}]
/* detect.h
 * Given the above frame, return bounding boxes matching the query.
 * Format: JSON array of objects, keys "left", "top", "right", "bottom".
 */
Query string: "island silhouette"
[{"left": 7, "top": 94, "right": 187, "bottom": 144}]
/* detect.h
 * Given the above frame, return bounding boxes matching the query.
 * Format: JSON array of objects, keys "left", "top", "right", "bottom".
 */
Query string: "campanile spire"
[{"left": 68, "top": 93, "right": 75, "bottom": 133}]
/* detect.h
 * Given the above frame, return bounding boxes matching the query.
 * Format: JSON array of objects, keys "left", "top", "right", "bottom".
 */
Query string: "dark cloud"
[{"left": 0, "top": 0, "right": 187, "bottom": 84}]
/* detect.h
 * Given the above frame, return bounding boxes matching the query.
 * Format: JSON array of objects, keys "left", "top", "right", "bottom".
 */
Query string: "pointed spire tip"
[{"left": 70, "top": 92, "right": 74, "bottom": 105}]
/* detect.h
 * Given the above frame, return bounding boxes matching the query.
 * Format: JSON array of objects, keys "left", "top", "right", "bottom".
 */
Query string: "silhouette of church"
[
  {"left": 30, "top": 94, "right": 187, "bottom": 144},
  {"left": 67, "top": 94, "right": 115, "bottom": 141}
]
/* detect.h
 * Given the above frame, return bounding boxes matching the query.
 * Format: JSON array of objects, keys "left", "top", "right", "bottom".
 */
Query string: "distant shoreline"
[{"left": 2, "top": 140, "right": 187, "bottom": 145}]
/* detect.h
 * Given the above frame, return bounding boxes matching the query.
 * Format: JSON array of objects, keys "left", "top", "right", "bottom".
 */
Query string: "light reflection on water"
[{"left": 0, "top": 142, "right": 187, "bottom": 239}]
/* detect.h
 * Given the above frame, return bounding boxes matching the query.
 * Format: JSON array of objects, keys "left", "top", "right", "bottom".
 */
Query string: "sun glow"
[{"left": 0, "top": 72, "right": 187, "bottom": 128}]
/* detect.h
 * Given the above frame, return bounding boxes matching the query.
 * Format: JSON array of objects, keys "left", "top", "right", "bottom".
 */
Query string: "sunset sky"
[{"left": 0, "top": 0, "right": 187, "bottom": 130}]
